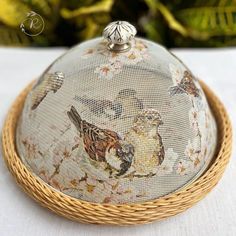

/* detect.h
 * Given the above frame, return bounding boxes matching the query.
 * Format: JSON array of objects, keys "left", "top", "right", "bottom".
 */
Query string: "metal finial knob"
[{"left": 103, "top": 21, "right": 137, "bottom": 52}]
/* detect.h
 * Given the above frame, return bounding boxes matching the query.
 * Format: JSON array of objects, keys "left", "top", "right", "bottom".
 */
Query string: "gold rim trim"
[{"left": 1, "top": 81, "right": 232, "bottom": 225}]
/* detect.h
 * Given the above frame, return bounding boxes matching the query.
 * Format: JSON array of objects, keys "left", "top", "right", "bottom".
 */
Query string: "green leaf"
[
  {"left": 61, "top": 0, "right": 113, "bottom": 19},
  {"left": 144, "top": 0, "right": 188, "bottom": 36},
  {"left": 176, "top": 6, "right": 236, "bottom": 39},
  {"left": 0, "top": 26, "right": 30, "bottom": 46}
]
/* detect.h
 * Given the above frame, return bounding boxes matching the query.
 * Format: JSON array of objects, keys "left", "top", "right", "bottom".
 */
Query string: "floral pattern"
[
  {"left": 82, "top": 39, "right": 148, "bottom": 79},
  {"left": 94, "top": 62, "right": 121, "bottom": 80},
  {"left": 157, "top": 148, "right": 179, "bottom": 176},
  {"left": 168, "top": 63, "right": 216, "bottom": 175}
]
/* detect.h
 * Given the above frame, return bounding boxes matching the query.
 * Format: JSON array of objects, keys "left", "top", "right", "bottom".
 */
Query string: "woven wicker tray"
[{"left": 1, "top": 81, "right": 232, "bottom": 225}]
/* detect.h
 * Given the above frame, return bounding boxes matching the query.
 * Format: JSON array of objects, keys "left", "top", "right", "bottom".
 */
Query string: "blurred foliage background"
[{"left": 0, "top": 0, "right": 236, "bottom": 48}]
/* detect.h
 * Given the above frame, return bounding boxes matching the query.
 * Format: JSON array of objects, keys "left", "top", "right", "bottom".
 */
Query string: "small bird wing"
[
  {"left": 158, "top": 140, "right": 165, "bottom": 165},
  {"left": 68, "top": 105, "right": 121, "bottom": 161},
  {"left": 31, "top": 78, "right": 50, "bottom": 110},
  {"left": 84, "top": 127, "right": 121, "bottom": 162},
  {"left": 47, "top": 72, "right": 64, "bottom": 93},
  {"left": 168, "top": 85, "right": 186, "bottom": 96},
  {"left": 154, "top": 133, "right": 165, "bottom": 166},
  {"left": 31, "top": 90, "right": 48, "bottom": 110},
  {"left": 185, "top": 81, "right": 200, "bottom": 97},
  {"left": 115, "top": 142, "right": 134, "bottom": 177},
  {"left": 74, "top": 96, "right": 100, "bottom": 107},
  {"left": 31, "top": 73, "right": 64, "bottom": 110},
  {"left": 67, "top": 106, "right": 83, "bottom": 133}
]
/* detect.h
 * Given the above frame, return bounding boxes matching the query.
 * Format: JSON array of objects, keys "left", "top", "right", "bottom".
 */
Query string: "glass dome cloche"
[{"left": 16, "top": 21, "right": 217, "bottom": 204}]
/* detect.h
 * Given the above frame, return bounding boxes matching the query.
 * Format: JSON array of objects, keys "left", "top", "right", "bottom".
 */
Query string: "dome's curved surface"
[{"left": 16, "top": 34, "right": 217, "bottom": 204}]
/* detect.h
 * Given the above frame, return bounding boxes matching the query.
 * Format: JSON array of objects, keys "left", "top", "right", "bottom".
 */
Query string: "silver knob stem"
[{"left": 103, "top": 21, "right": 137, "bottom": 52}]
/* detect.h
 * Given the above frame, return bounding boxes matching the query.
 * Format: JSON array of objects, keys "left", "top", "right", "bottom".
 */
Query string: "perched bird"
[
  {"left": 67, "top": 106, "right": 134, "bottom": 176},
  {"left": 168, "top": 70, "right": 200, "bottom": 97},
  {"left": 124, "top": 109, "right": 165, "bottom": 176},
  {"left": 113, "top": 89, "right": 143, "bottom": 118},
  {"left": 74, "top": 88, "right": 142, "bottom": 119},
  {"left": 31, "top": 71, "right": 65, "bottom": 110}
]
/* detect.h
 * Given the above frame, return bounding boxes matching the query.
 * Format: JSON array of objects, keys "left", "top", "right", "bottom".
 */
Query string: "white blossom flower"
[
  {"left": 157, "top": 148, "right": 178, "bottom": 176},
  {"left": 192, "top": 96, "right": 205, "bottom": 111},
  {"left": 124, "top": 50, "right": 143, "bottom": 65},
  {"left": 176, "top": 160, "right": 194, "bottom": 175},
  {"left": 133, "top": 40, "right": 147, "bottom": 52},
  {"left": 82, "top": 48, "right": 96, "bottom": 58},
  {"left": 108, "top": 48, "right": 143, "bottom": 65},
  {"left": 169, "top": 63, "right": 183, "bottom": 84},
  {"left": 185, "top": 137, "right": 204, "bottom": 169},
  {"left": 94, "top": 63, "right": 120, "bottom": 80},
  {"left": 52, "top": 140, "right": 72, "bottom": 166},
  {"left": 189, "top": 107, "right": 199, "bottom": 134},
  {"left": 185, "top": 138, "right": 201, "bottom": 159}
]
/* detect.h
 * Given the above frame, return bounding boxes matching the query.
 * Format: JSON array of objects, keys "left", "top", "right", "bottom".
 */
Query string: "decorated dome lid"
[{"left": 16, "top": 21, "right": 217, "bottom": 204}]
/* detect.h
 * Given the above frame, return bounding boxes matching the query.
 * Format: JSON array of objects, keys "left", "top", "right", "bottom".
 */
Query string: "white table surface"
[{"left": 0, "top": 47, "right": 235, "bottom": 236}]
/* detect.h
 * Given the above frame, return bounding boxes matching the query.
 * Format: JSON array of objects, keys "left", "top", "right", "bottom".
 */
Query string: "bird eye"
[{"left": 147, "top": 116, "right": 152, "bottom": 120}]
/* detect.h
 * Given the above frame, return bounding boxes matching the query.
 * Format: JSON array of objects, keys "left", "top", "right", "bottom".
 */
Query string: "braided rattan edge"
[{"left": 1, "top": 81, "right": 232, "bottom": 225}]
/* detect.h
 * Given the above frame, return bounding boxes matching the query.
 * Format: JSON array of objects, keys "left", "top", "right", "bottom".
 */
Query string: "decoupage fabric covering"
[{"left": 16, "top": 38, "right": 217, "bottom": 204}]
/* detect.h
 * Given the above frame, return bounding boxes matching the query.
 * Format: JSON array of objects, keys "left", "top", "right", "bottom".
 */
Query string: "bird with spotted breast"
[{"left": 124, "top": 108, "right": 165, "bottom": 176}]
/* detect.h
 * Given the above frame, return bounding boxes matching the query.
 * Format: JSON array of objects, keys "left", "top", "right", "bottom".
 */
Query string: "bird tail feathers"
[{"left": 67, "top": 106, "right": 82, "bottom": 133}]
